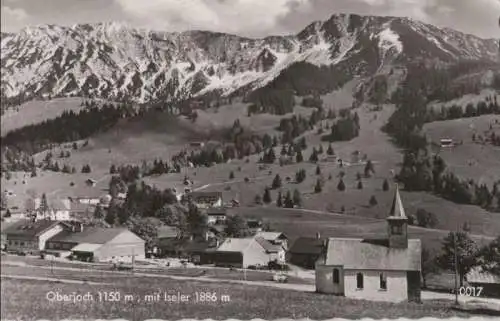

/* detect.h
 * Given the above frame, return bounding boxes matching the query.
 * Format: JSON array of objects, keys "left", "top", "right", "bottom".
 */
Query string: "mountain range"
[{"left": 1, "top": 13, "right": 498, "bottom": 105}]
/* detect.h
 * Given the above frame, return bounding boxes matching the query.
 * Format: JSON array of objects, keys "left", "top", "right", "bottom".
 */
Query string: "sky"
[{"left": 1, "top": 0, "right": 500, "bottom": 39}]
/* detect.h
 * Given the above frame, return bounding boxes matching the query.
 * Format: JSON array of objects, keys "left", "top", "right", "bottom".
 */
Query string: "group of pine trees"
[
  {"left": 322, "top": 110, "right": 360, "bottom": 142},
  {"left": 2, "top": 102, "right": 131, "bottom": 155},
  {"left": 275, "top": 189, "right": 302, "bottom": 208}
]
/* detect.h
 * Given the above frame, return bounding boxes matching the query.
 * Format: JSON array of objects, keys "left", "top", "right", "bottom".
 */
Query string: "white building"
[
  {"left": 315, "top": 185, "right": 422, "bottom": 303},
  {"left": 32, "top": 198, "right": 71, "bottom": 221}
]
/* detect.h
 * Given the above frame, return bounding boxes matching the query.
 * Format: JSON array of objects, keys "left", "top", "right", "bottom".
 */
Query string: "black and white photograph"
[{"left": 1, "top": 0, "right": 500, "bottom": 320}]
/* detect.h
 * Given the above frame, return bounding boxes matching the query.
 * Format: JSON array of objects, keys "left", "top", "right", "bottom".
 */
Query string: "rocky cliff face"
[{"left": 1, "top": 14, "right": 497, "bottom": 105}]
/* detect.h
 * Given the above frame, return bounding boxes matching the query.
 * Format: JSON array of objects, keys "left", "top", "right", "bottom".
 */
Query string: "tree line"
[{"left": 1, "top": 101, "right": 133, "bottom": 155}]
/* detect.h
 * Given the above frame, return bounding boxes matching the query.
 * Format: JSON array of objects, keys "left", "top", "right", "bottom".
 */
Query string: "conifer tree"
[
  {"left": 314, "top": 179, "right": 323, "bottom": 193},
  {"left": 383, "top": 179, "right": 390, "bottom": 191},
  {"left": 337, "top": 178, "right": 346, "bottom": 191},
  {"left": 284, "top": 191, "right": 294, "bottom": 208},
  {"left": 272, "top": 174, "right": 282, "bottom": 189},
  {"left": 293, "top": 189, "right": 302, "bottom": 207},
  {"left": 296, "top": 150, "right": 304, "bottom": 163},
  {"left": 263, "top": 188, "right": 272, "bottom": 204},
  {"left": 276, "top": 191, "right": 283, "bottom": 207}
]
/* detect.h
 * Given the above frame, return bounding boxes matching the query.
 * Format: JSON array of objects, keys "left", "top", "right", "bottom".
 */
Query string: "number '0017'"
[{"left": 459, "top": 287, "right": 483, "bottom": 297}]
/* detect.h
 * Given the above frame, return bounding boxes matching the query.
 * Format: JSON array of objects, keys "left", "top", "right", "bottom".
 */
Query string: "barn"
[{"left": 46, "top": 226, "right": 145, "bottom": 263}]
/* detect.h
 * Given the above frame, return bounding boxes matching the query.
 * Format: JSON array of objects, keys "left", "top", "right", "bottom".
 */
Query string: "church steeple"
[{"left": 387, "top": 184, "right": 408, "bottom": 249}]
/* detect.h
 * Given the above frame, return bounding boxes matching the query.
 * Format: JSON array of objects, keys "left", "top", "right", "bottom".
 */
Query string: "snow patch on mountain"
[
  {"left": 378, "top": 27, "right": 403, "bottom": 55},
  {"left": 1, "top": 14, "right": 497, "bottom": 104}
]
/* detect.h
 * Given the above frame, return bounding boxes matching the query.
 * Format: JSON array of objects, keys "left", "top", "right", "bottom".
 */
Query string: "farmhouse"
[
  {"left": 1, "top": 220, "right": 18, "bottom": 251},
  {"left": 157, "top": 225, "right": 181, "bottom": 256},
  {"left": 3, "top": 220, "right": 69, "bottom": 254},
  {"left": 205, "top": 207, "right": 227, "bottom": 225},
  {"left": 60, "top": 183, "right": 106, "bottom": 205},
  {"left": 85, "top": 178, "right": 97, "bottom": 187},
  {"left": 440, "top": 138, "right": 454, "bottom": 148},
  {"left": 288, "top": 235, "right": 325, "bottom": 269},
  {"left": 189, "top": 142, "right": 205, "bottom": 148},
  {"left": 188, "top": 191, "right": 223, "bottom": 209},
  {"left": 46, "top": 226, "right": 145, "bottom": 262},
  {"left": 466, "top": 267, "right": 500, "bottom": 298},
  {"left": 255, "top": 231, "right": 288, "bottom": 250},
  {"left": 247, "top": 219, "right": 263, "bottom": 233},
  {"left": 315, "top": 186, "right": 422, "bottom": 303},
  {"left": 213, "top": 236, "right": 285, "bottom": 268}
]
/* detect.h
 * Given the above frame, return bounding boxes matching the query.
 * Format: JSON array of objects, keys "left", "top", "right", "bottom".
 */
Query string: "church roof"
[
  {"left": 322, "top": 238, "right": 421, "bottom": 271},
  {"left": 388, "top": 184, "right": 407, "bottom": 220}
]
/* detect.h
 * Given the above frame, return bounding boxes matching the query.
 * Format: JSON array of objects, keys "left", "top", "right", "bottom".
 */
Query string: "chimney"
[{"left": 316, "top": 232, "right": 321, "bottom": 239}]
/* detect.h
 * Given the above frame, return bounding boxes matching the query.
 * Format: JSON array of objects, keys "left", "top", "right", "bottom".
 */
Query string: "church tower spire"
[{"left": 387, "top": 184, "right": 408, "bottom": 249}]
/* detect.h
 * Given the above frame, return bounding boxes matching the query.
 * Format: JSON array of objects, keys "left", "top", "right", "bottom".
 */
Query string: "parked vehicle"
[
  {"left": 272, "top": 273, "right": 288, "bottom": 283},
  {"left": 113, "top": 262, "right": 133, "bottom": 271}
]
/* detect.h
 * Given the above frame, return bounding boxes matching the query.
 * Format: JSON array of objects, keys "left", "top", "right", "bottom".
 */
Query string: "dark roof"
[
  {"left": 289, "top": 237, "right": 325, "bottom": 255},
  {"left": 183, "top": 241, "right": 216, "bottom": 253},
  {"left": 48, "top": 227, "right": 127, "bottom": 244},
  {"left": 3, "top": 220, "right": 67, "bottom": 237},
  {"left": 247, "top": 220, "right": 262, "bottom": 228},
  {"left": 189, "top": 191, "right": 222, "bottom": 199},
  {"left": 206, "top": 208, "right": 227, "bottom": 216},
  {"left": 255, "top": 236, "right": 282, "bottom": 253},
  {"left": 209, "top": 225, "right": 226, "bottom": 234},
  {"left": 322, "top": 238, "right": 421, "bottom": 271}
]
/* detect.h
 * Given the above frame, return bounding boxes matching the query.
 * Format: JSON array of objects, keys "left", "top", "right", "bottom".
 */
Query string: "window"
[
  {"left": 380, "top": 273, "right": 387, "bottom": 290},
  {"left": 333, "top": 269, "right": 340, "bottom": 284},
  {"left": 391, "top": 225, "right": 403, "bottom": 235},
  {"left": 356, "top": 273, "right": 364, "bottom": 289}
]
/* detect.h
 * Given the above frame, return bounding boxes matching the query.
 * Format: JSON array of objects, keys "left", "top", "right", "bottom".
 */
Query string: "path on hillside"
[
  {"left": 193, "top": 175, "right": 269, "bottom": 192},
  {"left": 2, "top": 262, "right": 500, "bottom": 309}
]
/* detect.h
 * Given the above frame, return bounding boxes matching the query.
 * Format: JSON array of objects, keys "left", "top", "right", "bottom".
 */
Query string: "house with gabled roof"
[
  {"left": 205, "top": 207, "right": 227, "bottom": 225},
  {"left": 466, "top": 267, "right": 500, "bottom": 297},
  {"left": 315, "top": 185, "right": 422, "bottom": 303},
  {"left": 255, "top": 231, "right": 288, "bottom": 250},
  {"left": 213, "top": 235, "right": 285, "bottom": 268},
  {"left": 45, "top": 226, "right": 145, "bottom": 263},
  {"left": 188, "top": 191, "right": 223, "bottom": 209},
  {"left": 288, "top": 234, "right": 326, "bottom": 269},
  {"left": 3, "top": 220, "right": 70, "bottom": 254}
]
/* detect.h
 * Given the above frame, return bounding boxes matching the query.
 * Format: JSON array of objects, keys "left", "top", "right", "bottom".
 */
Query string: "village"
[{"left": 2, "top": 177, "right": 500, "bottom": 308}]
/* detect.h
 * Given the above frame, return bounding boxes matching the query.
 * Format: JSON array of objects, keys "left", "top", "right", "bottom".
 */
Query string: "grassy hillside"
[
  {"left": 2, "top": 80, "right": 499, "bottom": 250},
  {"left": 1, "top": 98, "right": 99, "bottom": 136},
  {"left": 423, "top": 114, "right": 500, "bottom": 187}
]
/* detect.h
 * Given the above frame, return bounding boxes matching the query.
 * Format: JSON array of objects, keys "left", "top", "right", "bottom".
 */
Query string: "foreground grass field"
[{"left": 0, "top": 277, "right": 471, "bottom": 320}]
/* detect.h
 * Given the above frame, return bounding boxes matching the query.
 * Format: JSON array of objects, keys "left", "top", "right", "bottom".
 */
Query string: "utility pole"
[
  {"left": 453, "top": 225, "right": 459, "bottom": 306},
  {"left": 132, "top": 247, "right": 135, "bottom": 275}
]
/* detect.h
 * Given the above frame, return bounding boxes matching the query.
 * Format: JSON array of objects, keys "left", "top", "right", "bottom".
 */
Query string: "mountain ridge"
[{"left": 1, "top": 13, "right": 498, "bottom": 106}]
